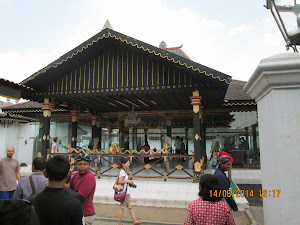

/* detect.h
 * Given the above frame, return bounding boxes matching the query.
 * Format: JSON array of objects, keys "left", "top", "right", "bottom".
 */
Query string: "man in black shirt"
[{"left": 34, "top": 155, "right": 83, "bottom": 225}]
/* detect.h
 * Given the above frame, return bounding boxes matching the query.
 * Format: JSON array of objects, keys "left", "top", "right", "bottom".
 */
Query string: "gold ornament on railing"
[
  {"left": 109, "top": 143, "right": 120, "bottom": 154},
  {"left": 67, "top": 143, "right": 169, "bottom": 155}
]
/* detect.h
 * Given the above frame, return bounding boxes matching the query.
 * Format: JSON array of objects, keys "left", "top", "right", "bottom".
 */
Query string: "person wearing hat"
[
  {"left": 214, "top": 155, "right": 238, "bottom": 211},
  {"left": 64, "top": 153, "right": 96, "bottom": 225}
]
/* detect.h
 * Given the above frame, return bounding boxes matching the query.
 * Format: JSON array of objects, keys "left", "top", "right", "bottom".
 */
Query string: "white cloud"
[
  {"left": 0, "top": 0, "right": 289, "bottom": 85},
  {"left": 229, "top": 25, "right": 254, "bottom": 36},
  {"left": 0, "top": 49, "right": 62, "bottom": 83}
]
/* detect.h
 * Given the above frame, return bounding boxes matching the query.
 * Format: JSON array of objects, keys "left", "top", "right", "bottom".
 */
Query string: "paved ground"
[
  {"left": 93, "top": 204, "right": 262, "bottom": 225},
  {"left": 93, "top": 184, "right": 265, "bottom": 224}
]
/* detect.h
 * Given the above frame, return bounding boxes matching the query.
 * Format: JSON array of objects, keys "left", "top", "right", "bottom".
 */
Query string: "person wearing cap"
[
  {"left": 214, "top": 150, "right": 234, "bottom": 181},
  {"left": 64, "top": 153, "right": 96, "bottom": 225},
  {"left": 214, "top": 155, "right": 238, "bottom": 211}
]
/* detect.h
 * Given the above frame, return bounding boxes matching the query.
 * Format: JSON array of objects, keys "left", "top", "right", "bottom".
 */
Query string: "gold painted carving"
[
  {"left": 195, "top": 134, "right": 199, "bottom": 140},
  {"left": 193, "top": 105, "right": 199, "bottom": 114},
  {"left": 96, "top": 120, "right": 101, "bottom": 128},
  {"left": 91, "top": 115, "right": 98, "bottom": 126},
  {"left": 70, "top": 110, "right": 80, "bottom": 122},
  {"left": 42, "top": 135, "right": 46, "bottom": 141},
  {"left": 47, "top": 135, "right": 49, "bottom": 141},
  {"left": 144, "top": 164, "right": 152, "bottom": 169},
  {"left": 166, "top": 119, "right": 172, "bottom": 127},
  {"left": 111, "top": 163, "right": 118, "bottom": 169},
  {"left": 175, "top": 164, "right": 183, "bottom": 170},
  {"left": 109, "top": 143, "right": 120, "bottom": 154},
  {"left": 163, "top": 171, "right": 168, "bottom": 179},
  {"left": 43, "top": 110, "right": 51, "bottom": 117},
  {"left": 72, "top": 137, "right": 75, "bottom": 141},
  {"left": 194, "top": 161, "right": 201, "bottom": 172}
]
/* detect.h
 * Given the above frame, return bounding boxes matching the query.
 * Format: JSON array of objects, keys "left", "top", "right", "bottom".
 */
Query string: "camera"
[{"left": 129, "top": 183, "right": 137, "bottom": 188}]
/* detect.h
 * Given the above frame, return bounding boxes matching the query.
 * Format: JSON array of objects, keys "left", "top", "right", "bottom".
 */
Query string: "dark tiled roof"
[
  {"left": 0, "top": 78, "right": 31, "bottom": 90},
  {"left": 224, "top": 80, "right": 253, "bottom": 101},
  {"left": 21, "top": 28, "right": 232, "bottom": 86},
  {"left": 0, "top": 101, "right": 41, "bottom": 109}
]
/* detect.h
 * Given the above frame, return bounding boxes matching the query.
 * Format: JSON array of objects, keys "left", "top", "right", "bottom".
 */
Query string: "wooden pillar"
[
  {"left": 252, "top": 123, "right": 258, "bottom": 158},
  {"left": 108, "top": 127, "right": 112, "bottom": 147},
  {"left": 199, "top": 111, "right": 206, "bottom": 163},
  {"left": 166, "top": 115, "right": 172, "bottom": 153},
  {"left": 144, "top": 129, "right": 148, "bottom": 144},
  {"left": 37, "top": 120, "right": 43, "bottom": 157},
  {"left": 119, "top": 120, "right": 125, "bottom": 148},
  {"left": 91, "top": 115, "right": 98, "bottom": 138},
  {"left": 185, "top": 127, "right": 189, "bottom": 153},
  {"left": 41, "top": 98, "right": 54, "bottom": 158},
  {"left": 70, "top": 110, "right": 80, "bottom": 148},
  {"left": 96, "top": 118, "right": 102, "bottom": 149},
  {"left": 190, "top": 90, "right": 204, "bottom": 182},
  {"left": 245, "top": 127, "right": 249, "bottom": 149}
]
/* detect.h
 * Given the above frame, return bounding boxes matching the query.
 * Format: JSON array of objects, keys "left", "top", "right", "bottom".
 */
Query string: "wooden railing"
[{"left": 48, "top": 144, "right": 196, "bottom": 181}]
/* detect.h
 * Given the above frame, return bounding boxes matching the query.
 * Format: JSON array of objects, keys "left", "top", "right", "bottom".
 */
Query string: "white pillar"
[{"left": 244, "top": 53, "right": 300, "bottom": 225}]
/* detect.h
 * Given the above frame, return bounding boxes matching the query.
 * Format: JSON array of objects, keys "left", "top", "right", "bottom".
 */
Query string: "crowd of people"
[{"left": 0, "top": 145, "right": 237, "bottom": 225}]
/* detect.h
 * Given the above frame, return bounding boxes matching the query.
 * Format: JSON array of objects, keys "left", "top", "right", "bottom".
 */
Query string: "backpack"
[{"left": 88, "top": 139, "right": 94, "bottom": 149}]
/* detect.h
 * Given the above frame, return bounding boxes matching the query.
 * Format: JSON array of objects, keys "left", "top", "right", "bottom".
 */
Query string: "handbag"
[
  {"left": 113, "top": 174, "right": 127, "bottom": 202},
  {"left": 114, "top": 187, "right": 127, "bottom": 202}
]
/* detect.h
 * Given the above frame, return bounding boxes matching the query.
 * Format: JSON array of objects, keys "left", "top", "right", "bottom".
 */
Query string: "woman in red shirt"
[{"left": 184, "top": 174, "right": 235, "bottom": 225}]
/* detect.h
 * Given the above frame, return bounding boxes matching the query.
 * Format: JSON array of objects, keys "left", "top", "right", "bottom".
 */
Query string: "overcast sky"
[{"left": 0, "top": 0, "right": 290, "bottom": 87}]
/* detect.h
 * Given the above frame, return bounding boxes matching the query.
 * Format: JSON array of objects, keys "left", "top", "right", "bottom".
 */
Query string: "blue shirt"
[{"left": 13, "top": 172, "right": 48, "bottom": 201}]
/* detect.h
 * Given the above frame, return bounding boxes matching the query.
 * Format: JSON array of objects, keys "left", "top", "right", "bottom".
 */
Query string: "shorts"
[
  {"left": 120, "top": 194, "right": 132, "bottom": 211},
  {"left": 84, "top": 214, "right": 95, "bottom": 225}
]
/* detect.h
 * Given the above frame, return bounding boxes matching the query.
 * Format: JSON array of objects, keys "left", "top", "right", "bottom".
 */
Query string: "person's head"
[
  {"left": 53, "top": 137, "right": 58, "bottom": 143},
  {"left": 32, "top": 157, "right": 46, "bottom": 172},
  {"left": 76, "top": 153, "right": 91, "bottom": 175},
  {"left": 199, "top": 174, "right": 222, "bottom": 202},
  {"left": 118, "top": 157, "right": 130, "bottom": 170},
  {"left": 212, "top": 141, "right": 220, "bottom": 152},
  {"left": 44, "top": 155, "right": 70, "bottom": 181},
  {"left": 164, "top": 136, "right": 171, "bottom": 146},
  {"left": 218, "top": 155, "right": 231, "bottom": 171},
  {"left": 6, "top": 146, "right": 15, "bottom": 158},
  {"left": 0, "top": 200, "right": 33, "bottom": 225}
]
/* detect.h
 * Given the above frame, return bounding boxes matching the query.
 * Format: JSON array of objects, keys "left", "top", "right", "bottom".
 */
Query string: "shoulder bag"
[{"left": 28, "top": 175, "right": 36, "bottom": 204}]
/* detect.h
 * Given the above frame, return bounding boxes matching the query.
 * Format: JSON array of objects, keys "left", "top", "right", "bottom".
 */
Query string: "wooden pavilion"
[{"left": 1, "top": 21, "right": 258, "bottom": 181}]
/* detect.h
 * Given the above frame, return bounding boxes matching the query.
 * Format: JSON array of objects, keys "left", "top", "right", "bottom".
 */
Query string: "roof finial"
[
  {"left": 159, "top": 41, "right": 167, "bottom": 49},
  {"left": 102, "top": 20, "right": 113, "bottom": 30}
]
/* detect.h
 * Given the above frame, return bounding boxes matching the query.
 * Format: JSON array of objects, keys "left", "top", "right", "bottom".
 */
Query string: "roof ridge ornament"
[
  {"left": 102, "top": 20, "right": 113, "bottom": 31},
  {"left": 159, "top": 41, "right": 167, "bottom": 49}
]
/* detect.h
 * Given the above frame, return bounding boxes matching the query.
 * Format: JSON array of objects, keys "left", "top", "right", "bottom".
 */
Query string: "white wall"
[
  {"left": 0, "top": 122, "right": 35, "bottom": 164},
  {"left": 244, "top": 52, "right": 300, "bottom": 225}
]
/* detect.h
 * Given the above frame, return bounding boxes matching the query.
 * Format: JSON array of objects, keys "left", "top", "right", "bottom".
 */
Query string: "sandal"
[{"left": 134, "top": 222, "right": 142, "bottom": 225}]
